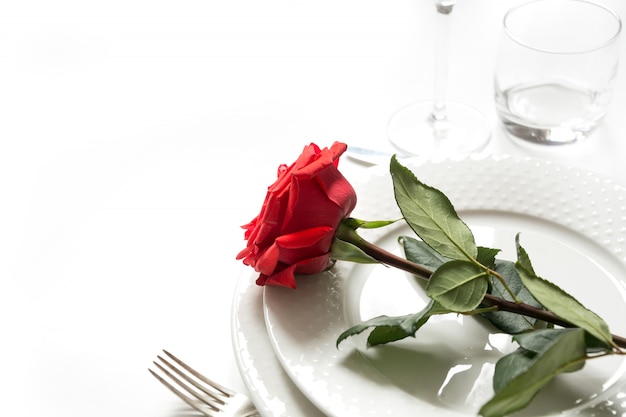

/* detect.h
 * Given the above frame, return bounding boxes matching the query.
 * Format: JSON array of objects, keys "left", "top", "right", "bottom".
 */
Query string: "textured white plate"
[
  {"left": 263, "top": 155, "right": 626, "bottom": 417},
  {"left": 231, "top": 269, "right": 326, "bottom": 417}
]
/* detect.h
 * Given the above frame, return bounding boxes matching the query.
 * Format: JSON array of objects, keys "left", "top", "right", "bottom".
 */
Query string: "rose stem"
[{"left": 337, "top": 227, "right": 626, "bottom": 350}]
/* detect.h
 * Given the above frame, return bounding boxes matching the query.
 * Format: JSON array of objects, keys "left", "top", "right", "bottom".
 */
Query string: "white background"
[{"left": 2, "top": 0, "right": 626, "bottom": 416}]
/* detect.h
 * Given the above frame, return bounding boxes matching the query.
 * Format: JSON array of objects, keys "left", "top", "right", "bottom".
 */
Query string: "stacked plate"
[{"left": 231, "top": 155, "right": 626, "bottom": 417}]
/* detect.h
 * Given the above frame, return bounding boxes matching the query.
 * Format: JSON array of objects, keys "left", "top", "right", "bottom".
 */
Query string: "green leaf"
[
  {"left": 481, "top": 260, "right": 541, "bottom": 334},
  {"left": 426, "top": 260, "right": 488, "bottom": 312},
  {"left": 514, "top": 328, "right": 575, "bottom": 354},
  {"left": 491, "top": 348, "right": 536, "bottom": 393},
  {"left": 585, "top": 333, "right": 615, "bottom": 352},
  {"left": 480, "top": 328, "right": 586, "bottom": 417},
  {"left": 390, "top": 156, "right": 477, "bottom": 261},
  {"left": 476, "top": 246, "right": 500, "bottom": 270},
  {"left": 342, "top": 217, "right": 400, "bottom": 230},
  {"left": 336, "top": 299, "right": 451, "bottom": 347},
  {"left": 515, "top": 237, "right": 613, "bottom": 347},
  {"left": 399, "top": 236, "right": 448, "bottom": 271},
  {"left": 515, "top": 233, "right": 535, "bottom": 274},
  {"left": 330, "top": 238, "right": 379, "bottom": 264},
  {"left": 517, "top": 265, "right": 613, "bottom": 347},
  {"left": 492, "top": 329, "right": 586, "bottom": 394}
]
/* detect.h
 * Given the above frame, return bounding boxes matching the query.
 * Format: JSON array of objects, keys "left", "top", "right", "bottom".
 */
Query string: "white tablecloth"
[{"left": 2, "top": 0, "right": 626, "bottom": 416}]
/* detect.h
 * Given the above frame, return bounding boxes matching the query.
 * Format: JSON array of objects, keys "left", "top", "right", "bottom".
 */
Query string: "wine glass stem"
[{"left": 430, "top": 2, "right": 455, "bottom": 136}]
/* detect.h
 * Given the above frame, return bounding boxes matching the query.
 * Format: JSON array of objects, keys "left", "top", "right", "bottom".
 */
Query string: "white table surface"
[{"left": 2, "top": 0, "right": 626, "bottom": 416}]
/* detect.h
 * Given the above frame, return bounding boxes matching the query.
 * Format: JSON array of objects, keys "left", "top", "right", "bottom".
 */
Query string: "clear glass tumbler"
[{"left": 494, "top": 0, "right": 622, "bottom": 145}]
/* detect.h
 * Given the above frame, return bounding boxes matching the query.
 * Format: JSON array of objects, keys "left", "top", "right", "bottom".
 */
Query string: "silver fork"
[{"left": 149, "top": 350, "right": 261, "bottom": 417}]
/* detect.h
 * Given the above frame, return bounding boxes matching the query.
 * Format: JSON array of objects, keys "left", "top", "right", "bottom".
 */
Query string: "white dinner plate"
[
  {"left": 263, "top": 155, "right": 626, "bottom": 417},
  {"left": 231, "top": 269, "right": 326, "bottom": 417}
]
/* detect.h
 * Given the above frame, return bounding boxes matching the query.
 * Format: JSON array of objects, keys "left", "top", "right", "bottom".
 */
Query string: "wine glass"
[{"left": 387, "top": 0, "right": 491, "bottom": 157}]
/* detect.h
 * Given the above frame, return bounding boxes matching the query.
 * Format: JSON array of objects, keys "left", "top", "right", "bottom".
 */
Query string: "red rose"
[{"left": 237, "top": 142, "right": 357, "bottom": 288}]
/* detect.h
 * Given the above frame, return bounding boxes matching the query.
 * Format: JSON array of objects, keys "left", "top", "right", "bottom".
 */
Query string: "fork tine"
[
  {"left": 153, "top": 355, "right": 228, "bottom": 405},
  {"left": 152, "top": 359, "right": 225, "bottom": 407},
  {"left": 162, "top": 349, "right": 235, "bottom": 397},
  {"left": 150, "top": 350, "right": 260, "bottom": 417},
  {"left": 149, "top": 367, "right": 218, "bottom": 416}
]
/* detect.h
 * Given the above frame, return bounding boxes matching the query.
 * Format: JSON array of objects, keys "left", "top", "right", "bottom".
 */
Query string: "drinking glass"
[
  {"left": 494, "top": 0, "right": 622, "bottom": 145},
  {"left": 387, "top": 0, "right": 491, "bottom": 158}
]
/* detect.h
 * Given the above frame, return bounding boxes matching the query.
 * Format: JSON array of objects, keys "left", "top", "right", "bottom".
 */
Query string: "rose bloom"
[{"left": 237, "top": 142, "right": 357, "bottom": 288}]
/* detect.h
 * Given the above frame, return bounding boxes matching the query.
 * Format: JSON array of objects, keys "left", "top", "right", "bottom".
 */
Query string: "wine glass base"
[{"left": 387, "top": 101, "right": 491, "bottom": 158}]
